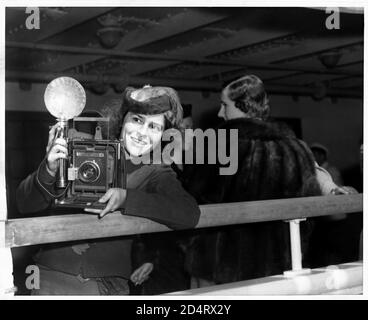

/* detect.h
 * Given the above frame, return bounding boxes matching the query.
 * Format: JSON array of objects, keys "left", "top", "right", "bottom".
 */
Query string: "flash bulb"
[{"left": 44, "top": 77, "right": 86, "bottom": 120}]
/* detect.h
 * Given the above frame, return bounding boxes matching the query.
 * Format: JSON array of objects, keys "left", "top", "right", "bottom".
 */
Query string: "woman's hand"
[
  {"left": 331, "top": 186, "right": 359, "bottom": 195},
  {"left": 71, "top": 243, "right": 90, "bottom": 255},
  {"left": 84, "top": 188, "right": 127, "bottom": 218},
  {"left": 130, "top": 263, "right": 154, "bottom": 286},
  {"left": 46, "top": 124, "right": 68, "bottom": 176},
  {"left": 329, "top": 185, "right": 359, "bottom": 221}
]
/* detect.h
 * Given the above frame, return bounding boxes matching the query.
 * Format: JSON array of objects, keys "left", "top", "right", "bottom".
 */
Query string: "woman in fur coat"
[{"left": 183, "top": 74, "right": 322, "bottom": 285}]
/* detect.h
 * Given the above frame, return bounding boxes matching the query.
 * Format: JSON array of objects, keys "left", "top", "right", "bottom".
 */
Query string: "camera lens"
[{"left": 78, "top": 161, "right": 100, "bottom": 183}]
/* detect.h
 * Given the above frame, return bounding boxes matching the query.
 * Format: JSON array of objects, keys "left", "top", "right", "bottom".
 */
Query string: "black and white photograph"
[{"left": 0, "top": 3, "right": 364, "bottom": 301}]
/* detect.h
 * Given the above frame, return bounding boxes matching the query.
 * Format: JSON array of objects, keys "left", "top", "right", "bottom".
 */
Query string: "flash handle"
[{"left": 56, "top": 120, "right": 69, "bottom": 188}]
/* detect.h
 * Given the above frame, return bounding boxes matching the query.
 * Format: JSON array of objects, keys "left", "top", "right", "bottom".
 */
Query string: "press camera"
[{"left": 55, "top": 117, "right": 124, "bottom": 210}]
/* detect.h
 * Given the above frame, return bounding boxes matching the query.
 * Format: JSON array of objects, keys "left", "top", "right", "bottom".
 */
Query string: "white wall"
[{"left": 6, "top": 81, "right": 363, "bottom": 171}]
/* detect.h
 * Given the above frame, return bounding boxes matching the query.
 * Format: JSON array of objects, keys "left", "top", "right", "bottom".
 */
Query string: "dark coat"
[
  {"left": 183, "top": 118, "right": 321, "bottom": 283},
  {"left": 16, "top": 159, "right": 200, "bottom": 279}
]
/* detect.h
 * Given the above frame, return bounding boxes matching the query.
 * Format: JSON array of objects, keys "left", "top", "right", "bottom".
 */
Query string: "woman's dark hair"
[
  {"left": 122, "top": 86, "right": 183, "bottom": 130},
  {"left": 224, "top": 74, "right": 270, "bottom": 120},
  {"left": 99, "top": 86, "right": 185, "bottom": 142}
]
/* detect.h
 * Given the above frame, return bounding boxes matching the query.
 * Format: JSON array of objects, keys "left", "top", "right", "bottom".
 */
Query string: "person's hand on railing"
[
  {"left": 330, "top": 186, "right": 359, "bottom": 195},
  {"left": 130, "top": 262, "right": 154, "bottom": 286},
  {"left": 328, "top": 185, "right": 358, "bottom": 221},
  {"left": 84, "top": 188, "right": 127, "bottom": 218}
]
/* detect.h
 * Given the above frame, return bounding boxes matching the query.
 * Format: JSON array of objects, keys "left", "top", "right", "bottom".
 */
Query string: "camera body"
[{"left": 55, "top": 117, "right": 124, "bottom": 209}]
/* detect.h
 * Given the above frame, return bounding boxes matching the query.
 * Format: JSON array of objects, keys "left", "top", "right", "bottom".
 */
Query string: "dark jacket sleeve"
[
  {"left": 16, "top": 159, "right": 59, "bottom": 214},
  {"left": 124, "top": 166, "right": 200, "bottom": 230}
]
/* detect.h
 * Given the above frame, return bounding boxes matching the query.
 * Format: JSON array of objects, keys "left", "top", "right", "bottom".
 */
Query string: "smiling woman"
[
  {"left": 15, "top": 84, "right": 200, "bottom": 295},
  {"left": 122, "top": 112, "right": 165, "bottom": 158}
]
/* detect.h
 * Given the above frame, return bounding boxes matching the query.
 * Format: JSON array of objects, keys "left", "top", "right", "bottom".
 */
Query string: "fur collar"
[{"left": 217, "top": 118, "right": 296, "bottom": 141}]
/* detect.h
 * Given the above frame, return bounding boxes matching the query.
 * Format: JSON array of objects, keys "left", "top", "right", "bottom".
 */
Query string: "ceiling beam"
[
  {"left": 7, "top": 70, "right": 223, "bottom": 91},
  {"left": 270, "top": 39, "right": 363, "bottom": 65},
  {"left": 264, "top": 59, "right": 362, "bottom": 86},
  {"left": 6, "top": 70, "right": 362, "bottom": 98},
  {"left": 7, "top": 41, "right": 362, "bottom": 78},
  {"left": 37, "top": 8, "right": 230, "bottom": 72},
  {"left": 124, "top": 30, "right": 302, "bottom": 77},
  {"left": 267, "top": 73, "right": 350, "bottom": 86},
  {"left": 327, "top": 76, "right": 363, "bottom": 88},
  {"left": 118, "top": 8, "right": 228, "bottom": 51},
  {"left": 156, "top": 36, "right": 363, "bottom": 81}
]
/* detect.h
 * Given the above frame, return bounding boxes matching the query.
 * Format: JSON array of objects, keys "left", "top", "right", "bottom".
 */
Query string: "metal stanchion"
[{"left": 284, "top": 219, "right": 311, "bottom": 277}]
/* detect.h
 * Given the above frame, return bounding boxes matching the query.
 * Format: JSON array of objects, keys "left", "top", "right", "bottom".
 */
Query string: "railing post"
[{"left": 283, "top": 219, "right": 311, "bottom": 277}]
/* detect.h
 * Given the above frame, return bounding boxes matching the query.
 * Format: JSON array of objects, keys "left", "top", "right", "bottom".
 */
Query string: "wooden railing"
[
  {"left": 0, "top": 194, "right": 363, "bottom": 296},
  {"left": 3, "top": 194, "right": 362, "bottom": 248}
]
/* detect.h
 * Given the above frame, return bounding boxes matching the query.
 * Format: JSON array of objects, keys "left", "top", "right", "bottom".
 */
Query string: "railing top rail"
[{"left": 3, "top": 194, "right": 363, "bottom": 248}]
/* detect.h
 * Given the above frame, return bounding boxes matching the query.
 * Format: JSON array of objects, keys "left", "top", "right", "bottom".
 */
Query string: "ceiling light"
[
  {"left": 318, "top": 51, "right": 342, "bottom": 69},
  {"left": 96, "top": 27, "right": 124, "bottom": 49},
  {"left": 97, "top": 14, "right": 124, "bottom": 49}
]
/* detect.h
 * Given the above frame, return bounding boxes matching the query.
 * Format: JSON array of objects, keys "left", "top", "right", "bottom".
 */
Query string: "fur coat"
[{"left": 183, "top": 118, "right": 321, "bottom": 283}]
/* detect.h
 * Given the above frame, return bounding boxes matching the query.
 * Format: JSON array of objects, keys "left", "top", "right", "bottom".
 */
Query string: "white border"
[{"left": 0, "top": 1, "right": 366, "bottom": 301}]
